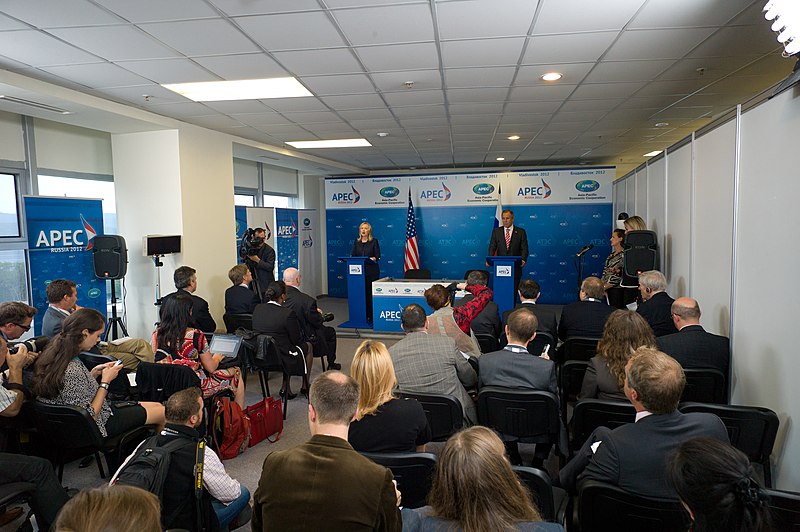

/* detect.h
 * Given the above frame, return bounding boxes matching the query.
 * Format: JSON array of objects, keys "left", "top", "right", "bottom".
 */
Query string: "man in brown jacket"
[{"left": 252, "top": 371, "right": 401, "bottom": 531}]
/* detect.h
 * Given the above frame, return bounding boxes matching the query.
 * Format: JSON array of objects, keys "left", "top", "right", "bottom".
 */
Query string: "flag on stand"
[
  {"left": 404, "top": 188, "right": 420, "bottom": 271},
  {"left": 493, "top": 184, "right": 502, "bottom": 254}
]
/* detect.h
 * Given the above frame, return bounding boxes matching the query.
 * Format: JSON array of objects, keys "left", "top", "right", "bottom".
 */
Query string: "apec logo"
[
  {"left": 517, "top": 179, "right": 552, "bottom": 200},
  {"left": 302, "top": 235, "right": 313, "bottom": 248},
  {"left": 87, "top": 288, "right": 101, "bottom": 299},
  {"left": 420, "top": 183, "right": 452, "bottom": 202},
  {"left": 35, "top": 213, "right": 98, "bottom": 251},
  {"left": 380, "top": 305, "right": 404, "bottom": 321},
  {"left": 472, "top": 183, "right": 495, "bottom": 195},
  {"left": 575, "top": 180, "right": 600, "bottom": 192},
  {"left": 379, "top": 186, "right": 400, "bottom": 198},
  {"left": 331, "top": 186, "right": 360, "bottom": 204},
  {"left": 277, "top": 220, "right": 297, "bottom": 238},
  {"left": 303, "top": 218, "right": 310, "bottom": 227}
]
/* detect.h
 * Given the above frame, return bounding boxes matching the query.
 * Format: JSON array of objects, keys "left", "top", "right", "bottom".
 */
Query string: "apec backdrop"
[{"left": 325, "top": 168, "right": 614, "bottom": 304}]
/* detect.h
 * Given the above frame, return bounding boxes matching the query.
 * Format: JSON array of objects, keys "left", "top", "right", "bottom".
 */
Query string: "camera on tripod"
[
  {"left": 239, "top": 228, "right": 264, "bottom": 261},
  {"left": 322, "top": 312, "right": 335, "bottom": 323}
]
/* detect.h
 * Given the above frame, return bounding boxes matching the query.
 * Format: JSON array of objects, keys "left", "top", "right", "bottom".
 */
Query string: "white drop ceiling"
[{"left": 0, "top": 0, "right": 792, "bottom": 177}]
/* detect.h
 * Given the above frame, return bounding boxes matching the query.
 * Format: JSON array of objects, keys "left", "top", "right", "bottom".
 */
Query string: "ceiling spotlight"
[
  {"left": 643, "top": 150, "right": 662, "bottom": 157},
  {"left": 655, "top": 122, "right": 669, "bottom": 127},
  {"left": 541, "top": 72, "right": 563, "bottom": 81},
  {"left": 507, "top": 135, "right": 521, "bottom": 140},
  {"left": 376, "top": 132, "right": 389, "bottom": 137},
  {"left": 764, "top": 0, "right": 800, "bottom": 56},
  {"left": 403, "top": 81, "right": 415, "bottom": 89},
  {"left": 496, "top": 157, "right": 506, "bottom": 161}
]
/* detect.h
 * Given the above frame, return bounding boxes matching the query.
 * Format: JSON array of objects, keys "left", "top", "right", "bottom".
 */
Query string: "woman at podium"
[{"left": 351, "top": 222, "right": 381, "bottom": 323}]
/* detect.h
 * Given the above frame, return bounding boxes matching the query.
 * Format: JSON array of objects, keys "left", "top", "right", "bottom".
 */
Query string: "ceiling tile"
[
  {"left": 321, "top": 93, "right": 387, "bottom": 109},
  {"left": 533, "top": 0, "right": 644, "bottom": 33},
  {"left": 357, "top": 43, "right": 440, "bottom": 71},
  {"left": 47, "top": 26, "right": 183, "bottom": 62},
  {"left": 391, "top": 105, "right": 447, "bottom": 118},
  {"left": 1, "top": 0, "right": 123, "bottom": 27},
  {"left": 445, "top": 67, "right": 515, "bottom": 88},
  {"left": 348, "top": 118, "right": 402, "bottom": 129},
  {"left": 446, "top": 87, "right": 508, "bottom": 103},
  {"left": 524, "top": 32, "right": 619, "bottom": 64},
  {"left": 0, "top": 13, "right": 30, "bottom": 30},
  {"left": 449, "top": 114, "right": 500, "bottom": 125},
  {"left": 187, "top": 114, "right": 247, "bottom": 128},
  {"left": 504, "top": 101, "right": 561, "bottom": 114},
  {"left": 370, "top": 70, "right": 442, "bottom": 92},
  {"left": 687, "top": 26, "right": 781, "bottom": 59},
  {"left": 228, "top": 111, "right": 294, "bottom": 126},
  {"left": 570, "top": 81, "right": 646, "bottom": 100},
  {"left": 114, "top": 58, "right": 217, "bottom": 83},
  {"left": 604, "top": 28, "right": 717, "bottom": 61},
  {"left": 338, "top": 108, "right": 394, "bottom": 120},
  {"left": 441, "top": 38, "right": 525, "bottom": 68},
  {"left": 300, "top": 74, "right": 376, "bottom": 95},
  {"left": 147, "top": 101, "right": 217, "bottom": 117},
  {"left": 139, "top": 20, "right": 260, "bottom": 56},
  {"left": 200, "top": 100, "right": 272, "bottom": 114},
  {"left": 39, "top": 63, "right": 152, "bottom": 88},
  {"left": 95, "top": 0, "right": 220, "bottom": 22},
  {"left": 272, "top": 48, "right": 363, "bottom": 76},
  {"left": 560, "top": 98, "right": 624, "bottom": 112},
  {"left": 192, "top": 53, "right": 289, "bottom": 79},
  {"left": 234, "top": 12, "right": 346, "bottom": 51},
  {"left": 514, "top": 63, "right": 594, "bottom": 85},
  {"left": 333, "top": 4, "right": 434, "bottom": 45},
  {"left": 628, "top": 0, "right": 752, "bottom": 29},
  {"left": 210, "top": 0, "right": 323, "bottom": 16},
  {"left": 449, "top": 102, "right": 505, "bottom": 115},
  {"left": 382, "top": 89, "right": 445, "bottom": 106},
  {"left": 0, "top": 30, "right": 100, "bottom": 66},
  {"left": 98, "top": 84, "right": 190, "bottom": 105},
  {"left": 509, "top": 84, "right": 577, "bottom": 101},
  {"left": 437, "top": 0, "right": 538, "bottom": 40},
  {"left": 399, "top": 117, "right": 450, "bottom": 128},
  {"left": 584, "top": 59, "right": 676, "bottom": 83},
  {"left": 281, "top": 110, "right": 343, "bottom": 123},
  {"left": 263, "top": 97, "right": 330, "bottom": 112}
]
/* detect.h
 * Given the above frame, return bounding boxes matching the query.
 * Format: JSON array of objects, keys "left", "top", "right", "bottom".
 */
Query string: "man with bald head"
[
  {"left": 657, "top": 297, "right": 730, "bottom": 379},
  {"left": 283, "top": 268, "right": 339, "bottom": 370}
]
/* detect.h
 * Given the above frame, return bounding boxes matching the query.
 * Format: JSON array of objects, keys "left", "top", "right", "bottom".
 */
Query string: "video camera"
[{"left": 239, "top": 228, "right": 264, "bottom": 261}]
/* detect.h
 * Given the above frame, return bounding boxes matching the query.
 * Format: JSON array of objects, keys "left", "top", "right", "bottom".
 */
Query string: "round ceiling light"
[
  {"left": 496, "top": 157, "right": 505, "bottom": 161},
  {"left": 507, "top": 135, "right": 521, "bottom": 140},
  {"left": 541, "top": 72, "right": 563, "bottom": 81}
]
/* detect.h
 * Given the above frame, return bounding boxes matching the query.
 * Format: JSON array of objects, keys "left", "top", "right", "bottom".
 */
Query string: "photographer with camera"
[
  {"left": 245, "top": 228, "right": 275, "bottom": 294},
  {"left": 283, "top": 268, "right": 340, "bottom": 371}
]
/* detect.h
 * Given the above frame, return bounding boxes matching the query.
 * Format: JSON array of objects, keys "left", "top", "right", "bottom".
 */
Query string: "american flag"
[
  {"left": 404, "top": 188, "right": 420, "bottom": 271},
  {"left": 492, "top": 184, "right": 502, "bottom": 255}
]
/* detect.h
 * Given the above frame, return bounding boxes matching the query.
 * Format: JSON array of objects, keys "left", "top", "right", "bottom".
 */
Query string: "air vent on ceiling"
[{"left": 0, "top": 95, "right": 71, "bottom": 114}]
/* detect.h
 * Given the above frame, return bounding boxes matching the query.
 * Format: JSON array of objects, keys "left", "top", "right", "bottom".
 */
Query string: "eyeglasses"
[{"left": 13, "top": 322, "right": 31, "bottom": 332}]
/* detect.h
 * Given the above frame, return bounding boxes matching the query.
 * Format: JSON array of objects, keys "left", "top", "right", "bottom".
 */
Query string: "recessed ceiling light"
[
  {"left": 540, "top": 72, "right": 563, "bottom": 81},
  {"left": 655, "top": 122, "right": 669, "bottom": 127},
  {"left": 507, "top": 135, "right": 521, "bottom": 140},
  {"left": 286, "top": 139, "right": 372, "bottom": 149},
  {"left": 162, "top": 77, "right": 312, "bottom": 102},
  {"left": 643, "top": 150, "right": 662, "bottom": 157},
  {"left": 496, "top": 157, "right": 505, "bottom": 161},
  {"left": 376, "top": 132, "right": 389, "bottom": 137}
]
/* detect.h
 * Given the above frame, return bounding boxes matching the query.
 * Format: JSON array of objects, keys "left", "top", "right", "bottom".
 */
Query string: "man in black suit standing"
[
  {"left": 224, "top": 264, "right": 259, "bottom": 315},
  {"left": 558, "top": 276, "right": 614, "bottom": 340},
  {"left": 162, "top": 266, "right": 216, "bottom": 333},
  {"left": 283, "top": 267, "right": 340, "bottom": 371},
  {"left": 657, "top": 297, "right": 730, "bottom": 378},
  {"left": 487, "top": 209, "right": 529, "bottom": 294},
  {"left": 246, "top": 227, "right": 276, "bottom": 292},
  {"left": 636, "top": 270, "right": 678, "bottom": 337},
  {"left": 501, "top": 279, "right": 558, "bottom": 341},
  {"left": 559, "top": 347, "right": 728, "bottom": 498}
]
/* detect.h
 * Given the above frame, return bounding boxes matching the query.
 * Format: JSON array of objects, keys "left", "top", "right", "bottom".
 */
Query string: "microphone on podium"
[{"left": 575, "top": 244, "right": 594, "bottom": 257}]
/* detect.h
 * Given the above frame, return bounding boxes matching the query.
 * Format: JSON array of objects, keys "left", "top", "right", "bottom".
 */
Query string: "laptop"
[{"left": 209, "top": 334, "right": 244, "bottom": 359}]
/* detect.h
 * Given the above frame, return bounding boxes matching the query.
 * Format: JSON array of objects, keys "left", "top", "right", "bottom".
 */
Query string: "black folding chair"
[
  {"left": 360, "top": 452, "right": 437, "bottom": 509},
  {"left": 559, "top": 360, "right": 588, "bottom": 422},
  {"left": 251, "top": 334, "right": 281, "bottom": 400},
  {"left": 560, "top": 337, "right": 601, "bottom": 364},
  {"left": 681, "top": 368, "right": 727, "bottom": 404},
  {"left": 396, "top": 391, "right": 463, "bottom": 442},
  {"left": 766, "top": 488, "right": 800, "bottom": 530},
  {"left": 474, "top": 333, "right": 499, "bottom": 353},
  {"left": 578, "top": 480, "right": 688, "bottom": 532},
  {"left": 679, "top": 402, "right": 779, "bottom": 487},
  {"left": 570, "top": 399, "right": 636, "bottom": 455},
  {"left": 223, "top": 313, "right": 253, "bottom": 334},
  {"left": 512, "top": 466, "right": 568, "bottom": 524},
  {"left": 528, "top": 331, "right": 556, "bottom": 357}
]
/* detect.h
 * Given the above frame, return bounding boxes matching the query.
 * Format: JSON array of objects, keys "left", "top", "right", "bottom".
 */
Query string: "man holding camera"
[
  {"left": 283, "top": 268, "right": 339, "bottom": 371},
  {"left": 246, "top": 228, "right": 276, "bottom": 291}
]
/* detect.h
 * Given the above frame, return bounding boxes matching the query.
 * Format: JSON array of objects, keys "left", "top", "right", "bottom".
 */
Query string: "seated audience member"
[
  {"left": 153, "top": 295, "right": 244, "bottom": 408},
  {"left": 438, "top": 271, "right": 494, "bottom": 336},
  {"left": 283, "top": 267, "right": 340, "bottom": 370},
  {"left": 453, "top": 270, "right": 501, "bottom": 339},
  {"left": 0, "top": 335, "right": 69, "bottom": 531},
  {"left": 224, "top": 264, "right": 259, "bottom": 315},
  {"left": 161, "top": 266, "right": 217, "bottom": 333},
  {"left": 559, "top": 347, "right": 728, "bottom": 498},
  {"left": 348, "top": 340, "right": 430, "bottom": 453},
  {"left": 669, "top": 438, "right": 772, "bottom": 532},
  {"left": 424, "top": 283, "right": 481, "bottom": 358},
  {"left": 114, "top": 387, "right": 251, "bottom": 530},
  {"left": 55, "top": 485, "right": 161, "bottom": 532},
  {"left": 402, "top": 426, "right": 563, "bottom": 532},
  {"left": 636, "top": 270, "right": 678, "bottom": 337},
  {"left": 33, "top": 309, "right": 165, "bottom": 438},
  {"left": 479, "top": 309, "right": 556, "bottom": 394},
  {"left": 557, "top": 276, "right": 615, "bottom": 340},
  {"left": 0, "top": 301, "right": 37, "bottom": 344},
  {"left": 252, "top": 371, "right": 401, "bottom": 531},
  {"left": 42, "top": 278, "right": 153, "bottom": 370},
  {"left": 623, "top": 215, "right": 647, "bottom": 232},
  {"left": 252, "top": 281, "right": 314, "bottom": 399},
  {"left": 389, "top": 304, "right": 478, "bottom": 424},
  {"left": 657, "top": 297, "right": 730, "bottom": 378},
  {"left": 579, "top": 310, "right": 656, "bottom": 401},
  {"left": 501, "top": 279, "right": 558, "bottom": 341}
]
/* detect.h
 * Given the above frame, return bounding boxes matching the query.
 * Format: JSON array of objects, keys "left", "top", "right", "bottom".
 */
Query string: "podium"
[
  {"left": 487, "top": 256, "right": 522, "bottom": 317},
  {"left": 338, "top": 256, "right": 376, "bottom": 329}
]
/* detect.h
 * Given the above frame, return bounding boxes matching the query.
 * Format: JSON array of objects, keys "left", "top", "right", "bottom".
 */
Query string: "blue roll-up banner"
[
  {"left": 24, "top": 196, "right": 106, "bottom": 336},
  {"left": 235, "top": 205, "right": 247, "bottom": 263},
  {"left": 325, "top": 168, "right": 614, "bottom": 305},
  {"left": 276, "top": 208, "right": 298, "bottom": 274}
]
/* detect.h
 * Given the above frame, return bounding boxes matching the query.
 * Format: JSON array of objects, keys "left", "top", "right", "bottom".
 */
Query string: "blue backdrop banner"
[
  {"left": 235, "top": 205, "right": 247, "bottom": 263},
  {"left": 276, "top": 208, "right": 299, "bottom": 275},
  {"left": 24, "top": 196, "right": 106, "bottom": 336}
]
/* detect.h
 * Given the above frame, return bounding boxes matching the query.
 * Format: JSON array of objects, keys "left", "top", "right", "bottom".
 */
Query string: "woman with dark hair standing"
[
  {"left": 33, "top": 309, "right": 164, "bottom": 438},
  {"left": 402, "top": 426, "right": 563, "bottom": 532},
  {"left": 578, "top": 310, "right": 656, "bottom": 401},
  {"left": 351, "top": 221, "right": 381, "bottom": 323},
  {"left": 252, "top": 280, "right": 313, "bottom": 398},
  {"left": 669, "top": 438, "right": 772, "bottom": 532},
  {"left": 152, "top": 294, "right": 244, "bottom": 408}
]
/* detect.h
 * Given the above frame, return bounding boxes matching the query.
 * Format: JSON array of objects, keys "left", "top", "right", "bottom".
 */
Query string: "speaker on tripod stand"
[{"left": 92, "top": 235, "right": 128, "bottom": 340}]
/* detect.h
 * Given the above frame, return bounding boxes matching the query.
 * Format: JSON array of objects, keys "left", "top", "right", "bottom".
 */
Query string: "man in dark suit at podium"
[{"left": 487, "top": 209, "right": 529, "bottom": 294}]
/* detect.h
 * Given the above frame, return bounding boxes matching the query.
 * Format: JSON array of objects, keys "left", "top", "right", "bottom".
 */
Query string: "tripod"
[{"left": 104, "top": 278, "right": 128, "bottom": 341}]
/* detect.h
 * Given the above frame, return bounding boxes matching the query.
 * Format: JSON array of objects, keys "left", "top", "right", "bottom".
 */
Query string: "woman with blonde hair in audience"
[
  {"left": 402, "top": 426, "right": 563, "bottom": 531},
  {"left": 623, "top": 215, "right": 647, "bottom": 232},
  {"left": 578, "top": 310, "right": 656, "bottom": 401},
  {"left": 55, "top": 485, "right": 161, "bottom": 532},
  {"left": 669, "top": 438, "right": 773, "bottom": 532},
  {"left": 348, "top": 339, "right": 430, "bottom": 453}
]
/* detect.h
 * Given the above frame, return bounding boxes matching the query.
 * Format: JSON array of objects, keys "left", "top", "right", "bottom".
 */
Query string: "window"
[
  {"left": 0, "top": 249, "right": 27, "bottom": 303},
  {"left": 0, "top": 173, "right": 21, "bottom": 237},
  {"left": 263, "top": 194, "right": 297, "bottom": 208},
  {"left": 234, "top": 194, "right": 255, "bottom": 207},
  {"left": 38, "top": 174, "right": 118, "bottom": 234}
]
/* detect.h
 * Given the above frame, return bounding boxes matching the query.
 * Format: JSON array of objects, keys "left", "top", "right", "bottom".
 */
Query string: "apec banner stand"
[{"left": 24, "top": 196, "right": 106, "bottom": 336}]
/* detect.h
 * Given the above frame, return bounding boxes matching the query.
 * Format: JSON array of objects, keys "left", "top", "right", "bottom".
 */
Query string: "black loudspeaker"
[
  {"left": 92, "top": 235, "right": 128, "bottom": 279},
  {"left": 621, "top": 230, "right": 659, "bottom": 286}
]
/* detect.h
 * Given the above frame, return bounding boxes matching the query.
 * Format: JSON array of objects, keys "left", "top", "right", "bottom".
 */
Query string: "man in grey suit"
[
  {"left": 479, "top": 308, "right": 557, "bottom": 394},
  {"left": 389, "top": 304, "right": 478, "bottom": 424},
  {"left": 559, "top": 347, "right": 728, "bottom": 498}
]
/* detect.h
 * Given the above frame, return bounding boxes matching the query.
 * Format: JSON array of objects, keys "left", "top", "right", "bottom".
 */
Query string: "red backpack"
[{"left": 210, "top": 396, "right": 251, "bottom": 460}]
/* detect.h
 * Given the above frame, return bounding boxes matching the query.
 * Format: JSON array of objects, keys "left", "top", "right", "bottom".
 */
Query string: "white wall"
[
  {"left": 665, "top": 144, "right": 692, "bottom": 297},
  {"left": 0, "top": 111, "right": 24, "bottom": 162},
  {"left": 34, "top": 118, "right": 113, "bottom": 175}
]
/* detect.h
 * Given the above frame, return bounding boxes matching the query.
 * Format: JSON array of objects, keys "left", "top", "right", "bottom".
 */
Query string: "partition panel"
[
  {"left": 635, "top": 168, "right": 648, "bottom": 220},
  {"left": 645, "top": 157, "right": 666, "bottom": 270},
  {"left": 665, "top": 146, "right": 692, "bottom": 296},
  {"left": 614, "top": 177, "right": 627, "bottom": 216},
  {"left": 626, "top": 174, "right": 636, "bottom": 212}
]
